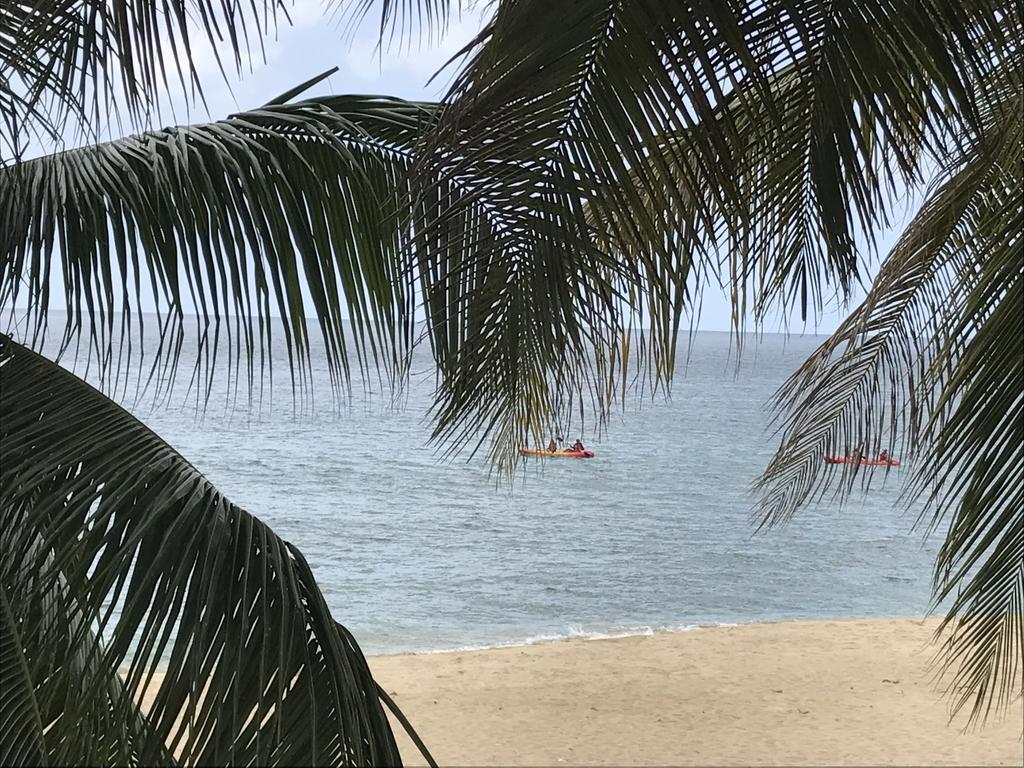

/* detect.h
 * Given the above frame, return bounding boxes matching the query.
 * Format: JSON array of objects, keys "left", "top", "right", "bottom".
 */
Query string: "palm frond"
[
  {"left": 928, "top": 272, "right": 1023, "bottom": 726},
  {"left": 0, "top": 94, "right": 439, "bottom": 402},
  {"left": 329, "top": 0, "right": 470, "bottom": 48},
  {"left": 0, "top": 0, "right": 292, "bottom": 150},
  {"left": 409, "top": 0, "right": 1008, "bottom": 466},
  {"left": 412, "top": 143, "right": 627, "bottom": 467},
  {"left": 756, "top": 42, "right": 1023, "bottom": 722},
  {"left": 0, "top": 589, "right": 47, "bottom": 767},
  {"left": 410, "top": 0, "right": 1022, "bottom": 720},
  {"left": 0, "top": 332, "right": 428, "bottom": 765}
]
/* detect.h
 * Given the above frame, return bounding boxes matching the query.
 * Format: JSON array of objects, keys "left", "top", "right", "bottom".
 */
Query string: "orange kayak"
[
  {"left": 824, "top": 456, "right": 900, "bottom": 466},
  {"left": 519, "top": 447, "right": 595, "bottom": 459}
]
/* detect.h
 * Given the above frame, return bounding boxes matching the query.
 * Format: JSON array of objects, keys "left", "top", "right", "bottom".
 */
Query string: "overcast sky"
[{"left": 172, "top": 1, "right": 489, "bottom": 120}]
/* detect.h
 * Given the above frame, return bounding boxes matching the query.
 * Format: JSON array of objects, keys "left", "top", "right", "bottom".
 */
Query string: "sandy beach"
[
  {"left": 131, "top": 618, "right": 1022, "bottom": 765},
  {"left": 370, "top": 618, "right": 1023, "bottom": 766}
]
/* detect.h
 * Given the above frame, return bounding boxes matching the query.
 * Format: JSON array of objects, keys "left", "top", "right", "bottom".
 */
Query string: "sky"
[
  {"left": 25, "top": 1, "right": 920, "bottom": 336},
  {"left": 167, "top": 1, "right": 489, "bottom": 122}
]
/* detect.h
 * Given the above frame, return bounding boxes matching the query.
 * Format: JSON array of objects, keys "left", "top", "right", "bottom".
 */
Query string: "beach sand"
[{"left": 370, "top": 618, "right": 1023, "bottom": 766}]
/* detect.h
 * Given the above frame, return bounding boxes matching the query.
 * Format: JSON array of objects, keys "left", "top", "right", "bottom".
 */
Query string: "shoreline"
[{"left": 362, "top": 614, "right": 929, "bottom": 659}]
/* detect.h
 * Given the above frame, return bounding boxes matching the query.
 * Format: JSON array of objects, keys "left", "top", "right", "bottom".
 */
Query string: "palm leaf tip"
[
  {"left": 0, "top": 94, "right": 442, "bottom": 406},
  {"left": 1, "top": 0, "right": 295, "bottom": 143}
]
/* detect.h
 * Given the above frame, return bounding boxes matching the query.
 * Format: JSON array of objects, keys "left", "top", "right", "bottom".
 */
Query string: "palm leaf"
[
  {"left": 756, "top": 42, "right": 1023, "bottom": 722},
  {"left": 0, "top": 94, "right": 440, "bottom": 403},
  {"left": 1, "top": 0, "right": 292, "bottom": 149},
  {"left": 329, "top": 0, "right": 467, "bottom": 47},
  {"left": 407, "top": 0, "right": 1007, "bottom": 466},
  {"left": 0, "top": 331, "right": 435, "bottom": 765},
  {"left": 0, "top": 589, "right": 47, "bottom": 766}
]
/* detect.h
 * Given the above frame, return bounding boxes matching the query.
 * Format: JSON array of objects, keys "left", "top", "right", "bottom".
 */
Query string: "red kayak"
[
  {"left": 824, "top": 456, "right": 900, "bottom": 467},
  {"left": 519, "top": 447, "right": 595, "bottom": 459}
]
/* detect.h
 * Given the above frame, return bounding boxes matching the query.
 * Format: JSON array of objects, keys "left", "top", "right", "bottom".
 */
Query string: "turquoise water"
[{"left": 47, "top": 325, "right": 940, "bottom": 655}]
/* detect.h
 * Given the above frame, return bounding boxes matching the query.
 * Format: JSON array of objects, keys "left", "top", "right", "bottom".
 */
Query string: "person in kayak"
[
  {"left": 878, "top": 449, "right": 890, "bottom": 462},
  {"left": 570, "top": 438, "right": 585, "bottom": 452},
  {"left": 541, "top": 436, "right": 564, "bottom": 453}
]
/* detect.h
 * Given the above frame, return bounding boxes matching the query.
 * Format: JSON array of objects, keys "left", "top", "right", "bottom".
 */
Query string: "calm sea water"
[{"left": 41, "top": 322, "right": 941, "bottom": 655}]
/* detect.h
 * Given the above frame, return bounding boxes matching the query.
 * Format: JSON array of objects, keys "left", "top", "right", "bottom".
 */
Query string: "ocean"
[{"left": 40, "top": 322, "right": 941, "bottom": 655}]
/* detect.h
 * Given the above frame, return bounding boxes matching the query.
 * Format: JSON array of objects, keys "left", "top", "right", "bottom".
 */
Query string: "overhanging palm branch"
[
  {"left": 331, "top": 0, "right": 467, "bottom": 45},
  {"left": 756, "top": 48, "right": 1023, "bottom": 723},
  {"left": 0, "top": 332, "right": 437, "bottom": 765},
  {"left": 411, "top": 115, "right": 630, "bottom": 465},
  {"left": 1, "top": 0, "right": 290, "bottom": 154},
  {"left": 0, "top": 93, "right": 440, "bottom": 402},
  {"left": 406, "top": 0, "right": 1007, "bottom": 466}
]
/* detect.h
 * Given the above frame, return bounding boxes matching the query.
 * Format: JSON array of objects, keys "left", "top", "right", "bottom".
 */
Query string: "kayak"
[
  {"left": 519, "top": 447, "right": 595, "bottom": 459},
  {"left": 824, "top": 456, "right": 900, "bottom": 466}
]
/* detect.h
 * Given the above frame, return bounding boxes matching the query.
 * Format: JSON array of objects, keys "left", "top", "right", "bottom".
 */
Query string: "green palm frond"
[
  {"left": 1, "top": 0, "right": 291, "bottom": 148},
  {"left": 929, "top": 236, "right": 1022, "bottom": 726},
  {"left": 756, "top": 43, "right": 1023, "bottom": 722},
  {"left": 0, "top": 2, "right": 80, "bottom": 155},
  {"left": 412, "top": 135, "right": 627, "bottom": 466},
  {"left": 0, "top": 589, "right": 47, "bottom": 766},
  {"left": 330, "top": 0, "right": 468, "bottom": 45},
  {"left": 0, "top": 94, "right": 439, "bottom": 400},
  {"left": 408, "top": 0, "right": 1007, "bottom": 466},
  {"left": 0, "top": 332, "right": 433, "bottom": 765}
]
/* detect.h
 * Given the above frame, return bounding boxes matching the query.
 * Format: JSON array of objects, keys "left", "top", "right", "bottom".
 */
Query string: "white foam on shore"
[{"left": 385, "top": 621, "right": 740, "bottom": 656}]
